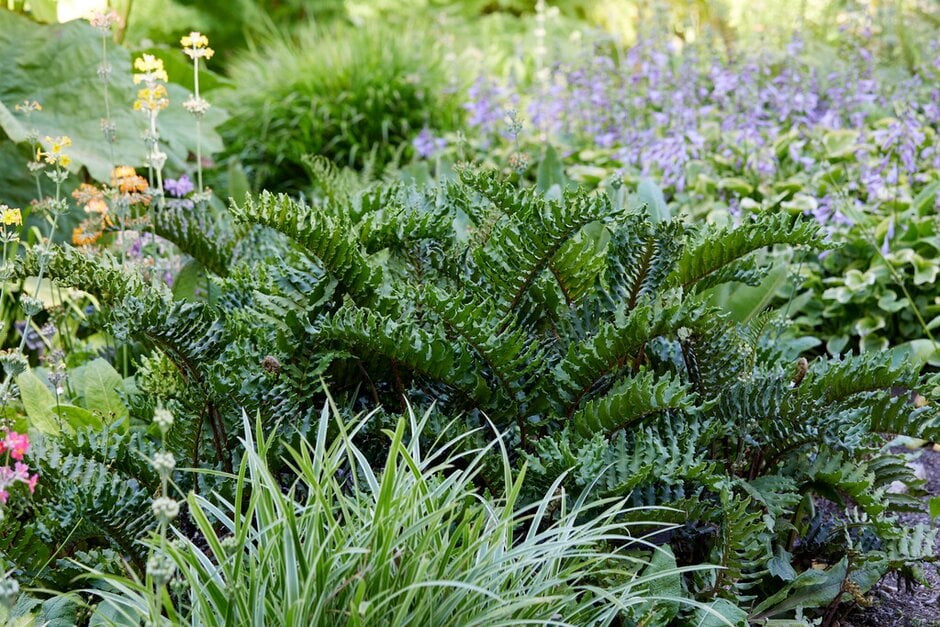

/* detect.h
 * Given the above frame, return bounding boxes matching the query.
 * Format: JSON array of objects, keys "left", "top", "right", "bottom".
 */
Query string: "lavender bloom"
[
  {"left": 165, "top": 174, "right": 194, "bottom": 198},
  {"left": 412, "top": 128, "right": 446, "bottom": 159}
]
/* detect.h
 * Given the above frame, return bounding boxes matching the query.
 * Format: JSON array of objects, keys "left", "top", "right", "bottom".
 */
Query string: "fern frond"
[
  {"left": 230, "top": 191, "right": 383, "bottom": 302},
  {"left": 668, "top": 212, "right": 819, "bottom": 290},
  {"left": 570, "top": 371, "right": 696, "bottom": 436},
  {"left": 307, "top": 305, "right": 493, "bottom": 410},
  {"left": 152, "top": 206, "right": 237, "bottom": 277}
]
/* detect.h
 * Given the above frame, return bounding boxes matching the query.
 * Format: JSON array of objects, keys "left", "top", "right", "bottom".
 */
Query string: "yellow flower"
[
  {"left": 181, "top": 31, "right": 214, "bottom": 60},
  {"left": 37, "top": 136, "right": 72, "bottom": 167},
  {"left": 14, "top": 101, "right": 41, "bottom": 113},
  {"left": 180, "top": 32, "right": 208, "bottom": 48},
  {"left": 133, "top": 85, "right": 169, "bottom": 112},
  {"left": 44, "top": 135, "right": 72, "bottom": 154},
  {"left": 0, "top": 206, "right": 22, "bottom": 226},
  {"left": 133, "top": 54, "right": 168, "bottom": 84}
]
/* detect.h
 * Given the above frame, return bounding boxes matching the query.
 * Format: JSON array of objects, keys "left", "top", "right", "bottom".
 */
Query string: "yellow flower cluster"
[
  {"left": 0, "top": 205, "right": 22, "bottom": 227},
  {"left": 181, "top": 31, "right": 214, "bottom": 60},
  {"left": 36, "top": 136, "right": 72, "bottom": 168},
  {"left": 133, "top": 54, "right": 169, "bottom": 84},
  {"left": 134, "top": 85, "right": 169, "bottom": 112}
]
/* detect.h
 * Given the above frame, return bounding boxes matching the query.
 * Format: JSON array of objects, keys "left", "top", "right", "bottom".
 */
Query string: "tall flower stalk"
[
  {"left": 146, "top": 407, "right": 178, "bottom": 622},
  {"left": 89, "top": 10, "right": 125, "bottom": 260},
  {"left": 0, "top": 138, "right": 71, "bottom": 412},
  {"left": 181, "top": 32, "right": 214, "bottom": 200},
  {"left": 132, "top": 54, "right": 169, "bottom": 209}
]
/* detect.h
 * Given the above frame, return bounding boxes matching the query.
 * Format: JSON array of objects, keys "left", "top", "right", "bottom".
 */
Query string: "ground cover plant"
[
  {"left": 451, "top": 2, "right": 940, "bottom": 361},
  {"left": 0, "top": 1, "right": 939, "bottom": 625}
]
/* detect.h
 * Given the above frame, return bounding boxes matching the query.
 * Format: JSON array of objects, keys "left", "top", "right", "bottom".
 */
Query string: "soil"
[{"left": 843, "top": 445, "right": 940, "bottom": 627}]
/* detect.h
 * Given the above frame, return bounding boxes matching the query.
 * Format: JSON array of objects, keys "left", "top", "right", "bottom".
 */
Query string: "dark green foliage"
[{"left": 23, "top": 170, "right": 940, "bottom": 619}]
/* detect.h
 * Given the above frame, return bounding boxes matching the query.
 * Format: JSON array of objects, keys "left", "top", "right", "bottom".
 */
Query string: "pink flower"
[
  {"left": 27, "top": 474, "right": 38, "bottom": 494},
  {"left": 13, "top": 462, "right": 28, "bottom": 481},
  {"left": 4, "top": 432, "right": 29, "bottom": 461},
  {"left": 0, "top": 490, "right": 8, "bottom": 504}
]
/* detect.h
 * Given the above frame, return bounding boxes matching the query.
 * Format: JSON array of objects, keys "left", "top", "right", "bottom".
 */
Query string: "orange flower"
[
  {"left": 111, "top": 166, "right": 149, "bottom": 194},
  {"left": 72, "top": 226, "right": 102, "bottom": 247}
]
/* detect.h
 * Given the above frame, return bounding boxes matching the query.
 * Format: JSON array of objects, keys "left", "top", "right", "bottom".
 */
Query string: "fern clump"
[{"left": 23, "top": 169, "right": 940, "bottom": 620}]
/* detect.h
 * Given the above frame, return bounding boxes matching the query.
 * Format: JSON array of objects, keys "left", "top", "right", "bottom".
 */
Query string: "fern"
[{"left": 668, "top": 212, "right": 820, "bottom": 290}]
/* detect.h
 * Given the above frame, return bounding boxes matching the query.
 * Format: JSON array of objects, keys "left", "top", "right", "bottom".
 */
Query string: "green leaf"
[
  {"left": 0, "top": 11, "right": 227, "bottom": 185},
  {"left": 536, "top": 144, "right": 565, "bottom": 194},
  {"left": 929, "top": 496, "right": 940, "bottom": 521},
  {"left": 73, "top": 358, "right": 128, "bottom": 423},
  {"left": 691, "top": 598, "right": 748, "bottom": 627},
  {"left": 172, "top": 259, "right": 220, "bottom": 303},
  {"left": 913, "top": 181, "right": 940, "bottom": 216},
  {"left": 709, "top": 262, "right": 788, "bottom": 323},
  {"left": 887, "top": 339, "right": 940, "bottom": 371},
  {"left": 751, "top": 558, "right": 848, "bottom": 619},
  {"left": 51, "top": 404, "right": 103, "bottom": 432},
  {"left": 822, "top": 129, "right": 859, "bottom": 160},
  {"left": 768, "top": 546, "right": 798, "bottom": 581},
  {"left": 15, "top": 370, "right": 59, "bottom": 435},
  {"left": 637, "top": 177, "right": 670, "bottom": 222}
]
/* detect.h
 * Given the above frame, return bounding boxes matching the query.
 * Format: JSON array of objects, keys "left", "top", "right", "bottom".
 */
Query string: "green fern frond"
[
  {"left": 667, "top": 212, "right": 819, "bottom": 290},
  {"left": 570, "top": 370, "right": 696, "bottom": 435},
  {"left": 152, "top": 206, "right": 237, "bottom": 277},
  {"left": 307, "top": 305, "right": 493, "bottom": 409},
  {"left": 230, "top": 191, "right": 383, "bottom": 302}
]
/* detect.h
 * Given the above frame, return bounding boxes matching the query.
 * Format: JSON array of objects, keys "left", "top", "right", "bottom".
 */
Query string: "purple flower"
[
  {"left": 412, "top": 128, "right": 446, "bottom": 159},
  {"left": 164, "top": 174, "right": 194, "bottom": 198}
]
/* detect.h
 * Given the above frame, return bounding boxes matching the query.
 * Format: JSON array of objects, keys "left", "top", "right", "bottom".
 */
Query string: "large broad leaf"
[
  {"left": 691, "top": 598, "right": 748, "bottom": 627},
  {"left": 536, "top": 144, "right": 565, "bottom": 195},
  {"left": 637, "top": 177, "right": 670, "bottom": 222},
  {"left": 15, "top": 370, "right": 59, "bottom": 435},
  {"left": 751, "top": 558, "right": 848, "bottom": 620},
  {"left": 708, "top": 261, "right": 789, "bottom": 323},
  {"left": 0, "top": 10, "right": 227, "bottom": 205},
  {"left": 72, "top": 358, "right": 128, "bottom": 423}
]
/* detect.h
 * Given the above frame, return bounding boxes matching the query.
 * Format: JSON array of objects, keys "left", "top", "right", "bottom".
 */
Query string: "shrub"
[{"left": 221, "top": 22, "right": 462, "bottom": 193}]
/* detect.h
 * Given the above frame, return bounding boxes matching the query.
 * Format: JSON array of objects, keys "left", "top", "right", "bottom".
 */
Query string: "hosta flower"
[
  {"left": 164, "top": 174, "right": 194, "bottom": 198},
  {"left": 412, "top": 128, "right": 446, "bottom": 159}
]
